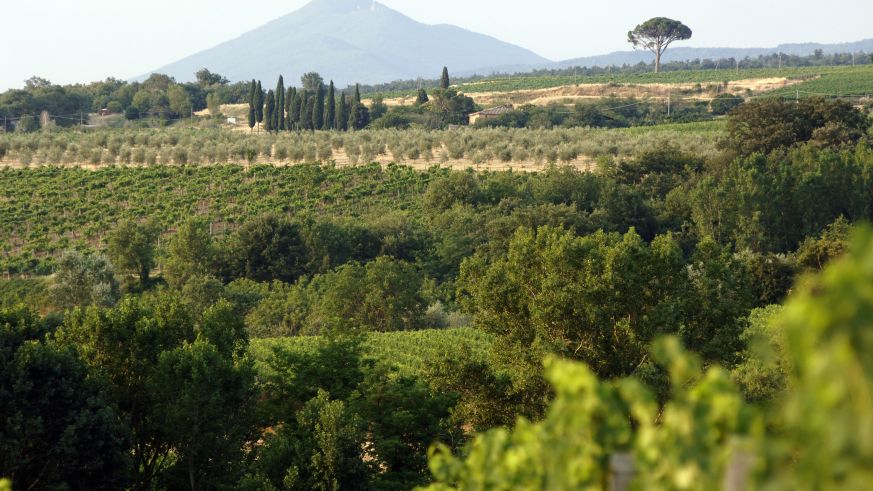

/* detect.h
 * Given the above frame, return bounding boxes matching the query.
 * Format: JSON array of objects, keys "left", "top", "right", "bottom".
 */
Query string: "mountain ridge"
[
  {"left": 142, "top": 0, "right": 873, "bottom": 86},
  {"left": 142, "top": 0, "right": 549, "bottom": 86}
]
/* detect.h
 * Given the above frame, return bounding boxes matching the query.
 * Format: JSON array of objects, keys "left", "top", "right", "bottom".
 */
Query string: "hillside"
[
  {"left": 550, "top": 39, "right": 873, "bottom": 70},
  {"left": 143, "top": 0, "right": 548, "bottom": 86}
]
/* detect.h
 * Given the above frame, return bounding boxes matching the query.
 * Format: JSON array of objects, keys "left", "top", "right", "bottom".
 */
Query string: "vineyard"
[
  {"left": 0, "top": 163, "right": 435, "bottom": 274},
  {"left": 250, "top": 328, "right": 494, "bottom": 378},
  {"left": 452, "top": 65, "right": 873, "bottom": 95}
]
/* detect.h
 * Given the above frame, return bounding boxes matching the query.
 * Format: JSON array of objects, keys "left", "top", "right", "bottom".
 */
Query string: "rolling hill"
[{"left": 143, "top": 0, "right": 549, "bottom": 86}]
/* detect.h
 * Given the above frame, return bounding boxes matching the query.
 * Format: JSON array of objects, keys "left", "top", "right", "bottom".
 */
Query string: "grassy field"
[{"left": 250, "top": 328, "right": 494, "bottom": 378}]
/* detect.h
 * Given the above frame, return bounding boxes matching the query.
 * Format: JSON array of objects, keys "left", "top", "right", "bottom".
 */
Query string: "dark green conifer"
[
  {"left": 416, "top": 88, "right": 429, "bottom": 105},
  {"left": 289, "top": 89, "right": 301, "bottom": 130},
  {"left": 247, "top": 79, "right": 256, "bottom": 132},
  {"left": 285, "top": 87, "right": 297, "bottom": 131},
  {"left": 354, "top": 84, "right": 362, "bottom": 104},
  {"left": 255, "top": 81, "right": 264, "bottom": 132},
  {"left": 264, "top": 89, "right": 275, "bottom": 132},
  {"left": 440, "top": 67, "right": 450, "bottom": 89},
  {"left": 303, "top": 95, "right": 315, "bottom": 131},
  {"left": 325, "top": 81, "right": 336, "bottom": 130},
  {"left": 312, "top": 82, "right": 325, "bottom": 131},
  {"left": 276, "top": 76, "right": 285, "bottom": 131},
  {"left": 335, "top": 92, "right": 348, "bottom": 131}
]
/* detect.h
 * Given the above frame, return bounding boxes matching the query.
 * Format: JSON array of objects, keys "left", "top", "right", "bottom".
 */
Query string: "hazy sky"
[{"left": 3, "top": 0, "right": 871, "bottom": 90}]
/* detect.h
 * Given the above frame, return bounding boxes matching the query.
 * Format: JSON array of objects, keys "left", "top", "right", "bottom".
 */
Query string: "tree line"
[{"left": 245, "top": 67, "right": 475, "bottom": 133}]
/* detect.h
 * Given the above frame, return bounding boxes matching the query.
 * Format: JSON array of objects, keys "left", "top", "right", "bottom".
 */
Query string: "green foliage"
[
  {"left": 627, "top": 17, "right": 693, "bottom": 72},
  {"left": 422, "top": 338, "right": 756, "bottom": 491},
  {"left": 731, "top": 305, "right": 788, "bottom": 402},
  {"left": 50, "top": 251, "right": 120, "bottom": 308},
  {"left": 251, "top": 328, "right": 493, "bottom": 380},
  {"left": 690, "top": 146, "right": 873, "bottom": 253},
  {"left": 710, "top": 93, "right": 743, "bottom": 115},
  {"left": 229, "top": 213, "right": 309, "bottom": 284},
  {"left": 151, "top": 338, "right": 257, "bottom": 490},
  {"left": 762, "top": 227, "right": 873, "bottom": 489},
  {"left": 440, "top": 67, "right": 450, "bottom": 90},
  {"left": 163, "top": 218, "right": 218, "bottom": 289},
  {"left": 721, "top": 97, "right": 869, "bottom": 156},
  {"left": 0, "top": 306, "right": 131, "bottom": 490},
  {"left": 425, "top": 226, "right": 873, "bottom": 490},
  {"left": 54, "top": 294, "right": 254, "bottom": 489},
  {"left": 107, "top": 219, "right": 159, "bottom": 285}
]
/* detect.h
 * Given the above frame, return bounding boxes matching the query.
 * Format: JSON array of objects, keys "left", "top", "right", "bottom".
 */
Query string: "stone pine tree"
[
  {"left": 312, "top": 82, "right": 325, "bottom": 131},
  {"left": 336, "top": 92, "right": 348, "bottom": 131},
  {"left": 440, "top": 67, "right": 450, "bottom": 89},
  {"left": 627, "top": 17, "right": 692, "bottom": 73},
  {"left": 325, "top": 81, "right": 336, "bottom": 130},
  {"left": 247, "top": 80, "right": 256, "bottom": 132},
  {"left": 255, "top": 81, "right": 264, "bottom": 133},
  {"left": 416, "top": 88, "right": 429, "bottom": 105},
  {"left": 285, "top": 87, "right": 297, "bottom": 131},
  {"left": 276, "top": 76, "right": 286, "bottom": 131},
  {"left": 264, "top": 89, "right": 275, "bottom": 132}
]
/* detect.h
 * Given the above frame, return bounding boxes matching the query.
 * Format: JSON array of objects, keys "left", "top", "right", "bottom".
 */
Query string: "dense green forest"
[{"left": 2, "top": 88, "right": 873, "bottom": 490}]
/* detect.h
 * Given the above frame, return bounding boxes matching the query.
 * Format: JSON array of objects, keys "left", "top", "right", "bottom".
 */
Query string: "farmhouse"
[{"left": 468, "top": 104, "right": 514, "bottom": 125}]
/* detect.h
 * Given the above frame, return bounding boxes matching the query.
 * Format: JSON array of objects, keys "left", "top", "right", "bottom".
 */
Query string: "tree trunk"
[
  {"left": 655, "top": 51, "right": 662, "bottom": 73},
  {"left": 188, "top": 459, "right": 196, "bottom": 491}
]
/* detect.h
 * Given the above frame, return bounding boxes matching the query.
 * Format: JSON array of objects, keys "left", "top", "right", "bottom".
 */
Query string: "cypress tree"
[
  {"left": 247, "top": 79, "right": 256, "bottom": 132},
  {"left": 285, "top": 87, "right": 297, "bottom": 131},
  {"left": 276, "top": 76, "right": 285, "bottom": 131},
  {"left": 440, "top": 67, "right": 450, "bottom": 89},
  {"left": 298, "top": 91, "right": 310, "bottom": 129},
  {"left": 289, "top": 90, "right": 301, "bottom": 130},
  {"left": 335, "top": 92, "right": 348, "bottom": 131},
  {"left": 325, "top": 81, "right": 336, "bottom": 130},
  {"left": 302, "top": 95, "right": 315, "bottom": 131},
  {"left": 264, "top": 89, "right": 275, "bottom": 132},
  {"left": 255, "top": 81, "right": 264, "bottom": 132},
  {"left": 312, "top": 82, "right": 325, "bottom": 131},
  {"left": 416, "top": 88, "right": 429, "bottom": 105},
  {"left": 354, "top": 84, "right": 362, "bottom": 104}
]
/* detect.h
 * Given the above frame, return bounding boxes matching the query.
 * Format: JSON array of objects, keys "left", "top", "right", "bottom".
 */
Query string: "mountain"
[
  {"left": 552, "top": 39, "right": 873, "bottom": 70},
  {"left": 143, "top": 0, "right": 550, "bottom": 86}
]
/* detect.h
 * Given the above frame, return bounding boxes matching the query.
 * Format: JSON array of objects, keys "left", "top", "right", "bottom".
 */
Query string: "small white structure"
[{"left": 226, "top": 117, "right": 238, "bottom": 125}]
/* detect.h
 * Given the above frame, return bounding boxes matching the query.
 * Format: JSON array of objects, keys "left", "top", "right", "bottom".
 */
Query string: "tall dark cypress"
[
  {"left": 247, "top": 79, "right": 256, "bottom": 132},
  {"left": 325, "top": 81, "right": 336, "bottom": 130},
  {"left": 289, "top": 90, "right": 301, "bottom": 130},
  {"left": 312, "top": 82, "right": 325, "bottom": 131},
  {"left": 303, "top": 95, "right": 315, "bottom": 131},
  {"left": 276, "top": 76, "right": 285, "bottom": 131},
  {"left": 354, "top": 84, "right": 362, "bottom": 104},
  {"left": 264, "top": 89, "right": 275, "bottom": 132},
  {"left": 255, "top": 81, "right": 264, "bottom": 132},
  {"left": 297, "top": 91, "right": 309, "bottom": 129},
  {"left": 285, "top": 87, "right": 295, "bottom": 130},
  {"left": 335, "top": 92, "right": 347, "bottom": 131},
  {"left": 440, "top": 67, "right": 450, "bottom": 89}
]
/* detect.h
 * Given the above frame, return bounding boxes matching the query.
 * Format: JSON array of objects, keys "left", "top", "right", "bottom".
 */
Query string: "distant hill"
[
  {"left": 551, "top": 39, "right": 873, "bottom": 70},
  {"left": 142, "top": 0, "right": 549, "bottom": 86},
  {"left": 143, "top": 0, "right": 873, "bottom": 87}
]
